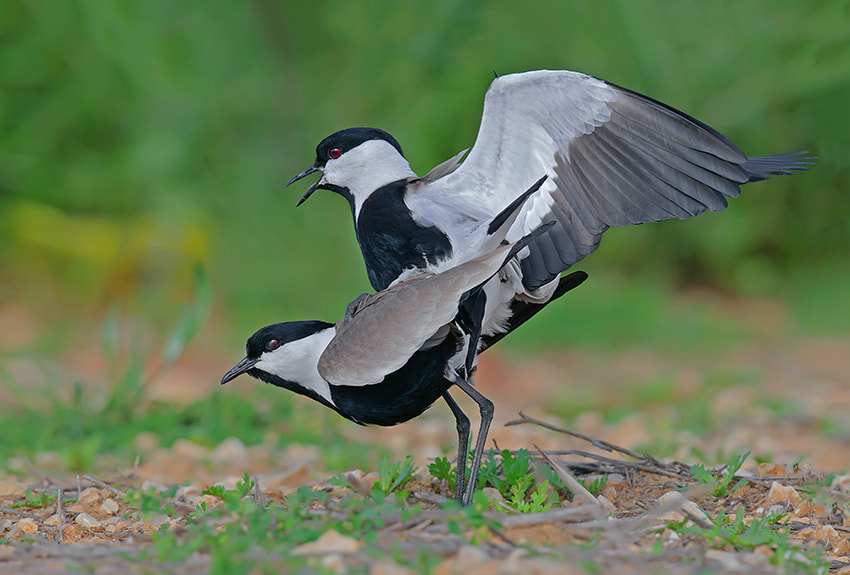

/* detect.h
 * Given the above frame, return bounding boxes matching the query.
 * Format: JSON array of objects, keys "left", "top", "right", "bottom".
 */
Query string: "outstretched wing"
[{"left": 424, "top": 70, "right": 811, "bottom": 291}]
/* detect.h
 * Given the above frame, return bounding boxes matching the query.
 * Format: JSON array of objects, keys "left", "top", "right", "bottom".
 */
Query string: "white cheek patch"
[
  {"left": 322, "top": 140, "right": 416, "bottom": 218},
  {"left": 254, "top": 328, "right": 336, "bottom": 404}
]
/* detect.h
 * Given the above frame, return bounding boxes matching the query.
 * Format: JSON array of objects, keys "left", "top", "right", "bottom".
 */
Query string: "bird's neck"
[{"left": 354, "top": 180, "right": 453, "bottom": 291}]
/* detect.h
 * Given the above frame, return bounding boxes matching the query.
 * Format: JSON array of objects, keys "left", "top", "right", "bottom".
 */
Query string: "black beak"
[
  {"left": 287, "top": 164, "right": 323, "bottom": 207},
  {"left": 221, "top": 357, "right": 258, "bottom": 385}
]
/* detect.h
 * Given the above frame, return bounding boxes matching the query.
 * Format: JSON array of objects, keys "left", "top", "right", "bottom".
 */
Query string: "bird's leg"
[
  {"left": 449, "top": 371, "right": 494, "bottom": 506},
  {"left": 441, "top": 390, "right": 470, "bottom": 503}
]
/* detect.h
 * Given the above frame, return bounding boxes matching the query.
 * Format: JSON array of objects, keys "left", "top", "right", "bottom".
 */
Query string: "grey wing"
[
  {"left": 318, "top": 244, "right": 513, "bottom": 386},
  {"left": 434, "top": 70, "right": 811, "bottom": 291}
]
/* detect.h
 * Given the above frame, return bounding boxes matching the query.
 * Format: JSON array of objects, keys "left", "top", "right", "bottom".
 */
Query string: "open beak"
[
  {"left": 287, "top": 164, "right": 323, "bottom": 207},
  {"left": 220, "top": 357, "right": 258, "bottom": 385}
]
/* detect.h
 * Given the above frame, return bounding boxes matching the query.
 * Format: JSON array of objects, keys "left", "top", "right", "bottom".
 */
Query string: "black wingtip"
[
  {"left": 743, "top": 151, "right": 817, "bottom": 183},
  {"left": 504, "top": 220, "right": 556, "bottom": 263},
  {"left": 493, "top": 69, "right": 500, "bottom": 79},
  {"left": 486, "top": 174, "right": 549, "bottom": 236}
]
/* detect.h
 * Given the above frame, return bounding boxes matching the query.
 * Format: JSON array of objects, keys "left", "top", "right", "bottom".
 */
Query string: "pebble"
[
  {"left": 596, "top": 494, "right": 616, "bottom": 514},
  {"left": 100, "top": 498, "right": 120, "bottom": 515},
  {"left": 173, "top": 438, "right": 210, "bottom": 459},
  {"left": 14, "top": 518, "right": 39, "bottom": 535},
  {"left": 482, "top": 487, "right": 504, "bottom": 504},
  {"left": 209, "top": 437, "right": 249, "bottom": 466},
  {"left": 453, "top": 544, "right": 490, "bottom": 570},
  {"left": 319, "top": 554, "right": 346, "bottom": 575},
  {"left": 656, "top": 490, "right": 710, "bottom": 524},
  {"left": 141, "top": 480, "right": 169, "bottom": 493},
  {"left": 176, "top": 485, "right": 201, "bottom": 498},
  {"left": 185, "top": 494, "right": 224, "bottom": 509},
  {"left": 765, "top": 482, "right": 802, "bottom": 508},
  {"left": 74, "top": 512, "right": 103, "bottom": 530},
  {"left": 291, "top": 529, "right": 361, "bottom": 555},
  {"left": 102, "top": 517, "right": 128, "bottom": 533},
  {"left": 0, "top": 480, "right": 27, "bottom": 498},
  {"left": 70, "top": 487, "right": 102, "bottom": 513}
]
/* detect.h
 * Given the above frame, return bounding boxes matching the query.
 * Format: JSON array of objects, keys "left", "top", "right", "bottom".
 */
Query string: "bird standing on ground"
[
  {"left": 222, "top": 218, "right": 588, "bottom": 505},
  {"left": 288, "top": 69, "right": 812, "bottom": 347}
]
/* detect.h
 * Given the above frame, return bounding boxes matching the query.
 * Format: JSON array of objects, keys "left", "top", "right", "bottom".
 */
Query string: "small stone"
[
  {"left": 173, "top": 438, "right": 210, "bottom": 459},
  {"left": 453, "top": 545, "right": 490, "bottom": 569},
  {"left": 601, "top": 485, "right": 619, "bottom": 499},
  {"left": 43, "top": 514, "right": 62, "bottom": 526},
  {"left": 69, "top": 487, "right": 102, "bottom": 513},
  {"left": 596, "top": 494, "right": 616, "bottom": 514},
  {"left": 102, "top": 517, "right": 128, "bottom": 533},
  {"left": 833, "top": 538, "right": 850, "bottom": 556},
  {"left": 371, "top": 559, "right": 417, "bottom": 575},
  {"left": 141, "top": 480, "right": 169, "bottom": 493},
  {"left": 74, "top": 512, "right": 102, "bottom": 530},
  {"left": 0, "top": 480, "right": 27, "bottom": 498},
  {"left": 263, "top": 465, "right": 312, "bottom": 490},
  {"left": 362, "top": 472, "right": 380, "bottom": 488},
  {"left": 291, "top": 529, "right": 361, "bottom": 555},
  {"left": 656, "top": 491, "right": 709, "bottom": 524},
  {"left": 176, "top": 485, "right": 201, "bottom": 498},
  {"left": 185, "top": 494, "right": 224, "bottom": 509},
  {"left": 100, "top": 498, "right": 120, "bottom": 515},
  {"left": 795, "top": 500, "right": 826, "bottom": 516},
  {"left": 209, "top": 437, "right": 249, "bottom": 466},
  {"left": 62, "top": 523, "right": 86, "bottom": 542},
  {"left": 831, "top": 474, "right": 850, "bottom": 490},
  {"left": 765, "top": 482, "right": 802, "bottom": 508},
  {"left": 705, "top": 549, "right": 744, "bottom": 571},
  {"left": 319, "top": 554, "right": 346, "bottom": 575},
  {"left": 14, "top": 518, "right": 39, "bottom": 535},
  {"left": 482, "top": 487, "right": 504, "bottom": 504},
  {"left": 758, "top": 463, "right": 789, "bottom": 477},
  {"left": 606, "top": 473, "right": 626, "bottom": 486}
]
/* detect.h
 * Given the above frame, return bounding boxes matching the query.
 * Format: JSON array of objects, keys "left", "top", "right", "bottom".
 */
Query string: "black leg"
[
  {"left": 441, "top": 390, "right": 470, "bottom": 503},
  {"left": 449, "top": 372, "right": 494, "bottom": 506}
]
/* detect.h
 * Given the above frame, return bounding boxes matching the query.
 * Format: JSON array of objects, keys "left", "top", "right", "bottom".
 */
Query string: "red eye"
[
  {"left": 328, "top": 147, "right": 342, "bottom": 159},
  {"left": 266, "top": 339, "right": 281, "bottom": 351}
]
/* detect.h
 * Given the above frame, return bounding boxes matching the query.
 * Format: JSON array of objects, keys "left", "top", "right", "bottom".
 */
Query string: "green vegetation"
[
  {"left": 375, "top": 455, "right": 418, "bottom": 495},
  {"left": 690, "top": 452, "right": 751, "bottom": 498},
  {"left": 0, "top": 0, "right": 845, "bottom": 353},
  {"left": 666, "top": 508, "right": 827, "bottom": 572},
  {"left": 142, "top": 477, "right": 501, "bottom": 574},
  {"left": 0, "top": 2, "right": 846, "bottom": 572}
]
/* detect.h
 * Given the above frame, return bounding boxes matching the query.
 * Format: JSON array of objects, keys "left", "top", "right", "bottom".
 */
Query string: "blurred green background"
[{"left": 1, "top": 0, "right": 847, "bottom": 355}]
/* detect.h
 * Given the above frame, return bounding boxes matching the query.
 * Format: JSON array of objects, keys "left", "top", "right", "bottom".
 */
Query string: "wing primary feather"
[
  {"left": 594, "top": 119, "right": 744, "bottom": 201},
  {"left": 607, "top": 107, "right": 749, "bottom": 183},
  {"left": 605, "top": 81, "right": 747, "bottom": 162},
  {"left": 574, "top": 131, "right": 684, "bottom": 221},
  {"left": 743, "top": 152, "right": 815, "bottom": 182},
  {"left": 487, "top": 174, "right": 549, "bottom": 235}
]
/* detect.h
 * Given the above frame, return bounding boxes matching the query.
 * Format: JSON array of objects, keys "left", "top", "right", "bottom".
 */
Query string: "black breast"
[
  {"left": 329, "top": 335, "right": 460, "bottom": 426},
  {"left": 355, "top": 180, "right": 453, "bottom": 291}
]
